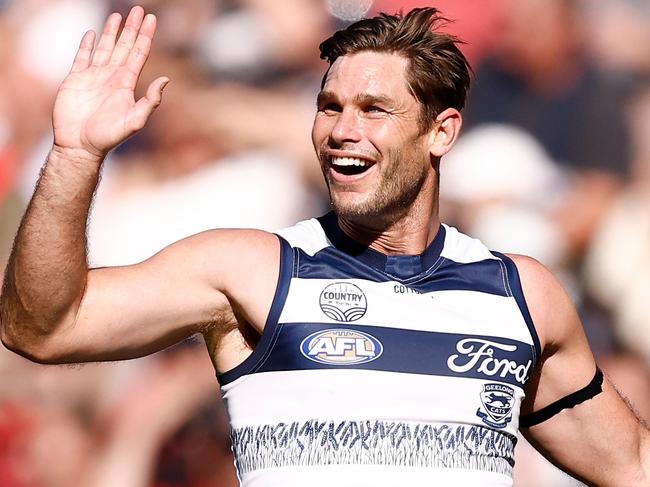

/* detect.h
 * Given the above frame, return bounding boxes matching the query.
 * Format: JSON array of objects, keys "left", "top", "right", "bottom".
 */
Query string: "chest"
[{"left": 264, "top": 276, "right": 536, "bottom": 389}]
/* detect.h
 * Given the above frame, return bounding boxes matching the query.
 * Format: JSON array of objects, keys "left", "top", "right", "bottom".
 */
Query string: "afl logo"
[
  {"left": 300, "top": 329, "right": 383, "bottom": 365},
  {"left": 319, "top": 282, "right": 367, "bottom": 322}
]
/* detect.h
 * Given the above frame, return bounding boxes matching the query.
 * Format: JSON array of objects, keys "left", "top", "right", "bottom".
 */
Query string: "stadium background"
[{"left": 1, "top": 0, "right": 649, "bottom": 485}]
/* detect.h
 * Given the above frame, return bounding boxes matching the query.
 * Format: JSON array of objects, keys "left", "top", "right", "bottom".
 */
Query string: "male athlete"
[{"left": 1, "top": 6, "right": 648, "bottom": 487}]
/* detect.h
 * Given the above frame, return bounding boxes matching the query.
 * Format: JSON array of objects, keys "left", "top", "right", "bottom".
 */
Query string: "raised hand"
[{"left": 52, "top": 6, "right": 168, "bottom": 160}]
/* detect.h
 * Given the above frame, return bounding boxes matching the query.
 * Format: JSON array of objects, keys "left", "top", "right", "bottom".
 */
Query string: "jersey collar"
[{"left": 317, "top": 211, "right": 446, "bottom": 279}]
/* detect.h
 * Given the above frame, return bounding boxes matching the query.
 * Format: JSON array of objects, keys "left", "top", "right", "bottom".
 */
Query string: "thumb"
[{"left": 127, "top": 76, "right": 170, "bottom": 132}]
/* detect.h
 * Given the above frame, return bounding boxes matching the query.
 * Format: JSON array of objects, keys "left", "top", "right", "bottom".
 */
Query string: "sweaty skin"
[{"left": 1, "top": 7, "right": 649, "bottom": 486}]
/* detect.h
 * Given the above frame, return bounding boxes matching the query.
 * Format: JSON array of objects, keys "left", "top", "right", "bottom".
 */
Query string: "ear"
[{"left": 427, "top": 108, "right": 462, "bottom": 158}]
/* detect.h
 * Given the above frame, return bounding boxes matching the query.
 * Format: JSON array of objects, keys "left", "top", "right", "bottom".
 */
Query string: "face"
[{"left": 312, "top": 51, "right": 435, "bottom": 224}]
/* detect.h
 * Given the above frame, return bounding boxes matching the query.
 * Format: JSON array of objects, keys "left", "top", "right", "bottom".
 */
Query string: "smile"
[{"left": 330, "top": 156, "right": 376, "bottom": 177}]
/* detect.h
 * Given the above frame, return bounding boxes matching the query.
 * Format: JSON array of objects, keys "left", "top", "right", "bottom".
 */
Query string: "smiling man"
[
  {"left": 315, "top": 51, "right": 438, "bottom": 228},
  {"left": 1, "top": 6, "right": 649, "bottom": 487}
]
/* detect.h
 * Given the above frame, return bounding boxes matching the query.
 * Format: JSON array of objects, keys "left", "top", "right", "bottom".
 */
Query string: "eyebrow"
[{"left": 316, "top": 91, "right": 394, "bottom": 107}]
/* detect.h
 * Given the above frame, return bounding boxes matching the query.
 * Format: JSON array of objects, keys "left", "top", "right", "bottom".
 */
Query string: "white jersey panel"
[
  {"left": 223, "top": 369, "right": 525, "bottom": 435},
  {"left": 278, "top": 278, "right": 535, "bottom": 344},
  {"left": 276, "top": 218, "right": 329, "bottom": 256},
  {"left": 441, "top": 223, "right": 501, "bottom": 263}
]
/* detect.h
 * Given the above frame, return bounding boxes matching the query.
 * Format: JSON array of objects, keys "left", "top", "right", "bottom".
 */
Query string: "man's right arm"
[
  {"left": 0, "top": 6, "right": 279, "bottom": 365},
  {"left": 1, "top": 220, "right": 278, "bottom": 364}
]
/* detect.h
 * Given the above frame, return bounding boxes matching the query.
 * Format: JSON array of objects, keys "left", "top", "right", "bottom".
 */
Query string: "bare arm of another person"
[
  {"left": 0, "top": 7, "right": 278, "bottom": 365},
  {"left": 513, "top": 255, "right": 650, "bottom": 486}
]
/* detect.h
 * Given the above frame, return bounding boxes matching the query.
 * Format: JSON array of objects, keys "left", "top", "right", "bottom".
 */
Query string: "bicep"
[
  {"left": 45, "top": 232, "right": 234, "bottom": 363},
  {"left": 523, "top": 372, "right": 646, "bottom": 485},
  {"left": 513, "top": 254, "right": 648, "bottom": 485}
]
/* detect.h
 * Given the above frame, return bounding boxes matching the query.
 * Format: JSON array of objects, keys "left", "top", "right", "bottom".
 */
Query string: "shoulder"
[
  {"left": 506, "top": 254, "right": 557, "bottom": 292},
  {"left": 276, "top": 217, "right": 329, "bottom": 256},
  {"left": 158, "top": 227, "right": 280, "bottom": 260},
  {"left": 506, "top": 254, "right": 580, "bottom": 354},
  {"left": 147, "top": 228, "right": 281, "bottom": 289}
]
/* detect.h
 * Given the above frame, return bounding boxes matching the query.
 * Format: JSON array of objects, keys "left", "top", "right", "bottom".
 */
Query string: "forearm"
[
  {"left": 0, "top": 147, "right": 103, "bottom": 356},
  {"left": 2, "top": 6, "right": 167, "bottom": 361}
]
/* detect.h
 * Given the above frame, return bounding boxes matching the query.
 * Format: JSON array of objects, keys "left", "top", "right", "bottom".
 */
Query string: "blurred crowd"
[{"left": 1, "top": 0, "right": 649, "bottom": 486}]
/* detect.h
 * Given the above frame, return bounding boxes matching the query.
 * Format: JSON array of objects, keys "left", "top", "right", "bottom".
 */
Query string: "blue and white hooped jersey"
[{"left": 218, "top": 213, "right": 541, "bottom": 487}]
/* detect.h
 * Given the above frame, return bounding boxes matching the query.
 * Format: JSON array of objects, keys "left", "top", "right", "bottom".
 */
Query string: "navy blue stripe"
[
  {"left": 317, "top": 211, "right": 446, "bottom": 277},
  {"left": 218, "top": 235, "right": 294, "bottom": 386},
  {"left": 296, "top": 249, "right": 509, "bottom": 296},
  {"left": 425, "top": 257, "right": 508, "bottom": 295},
  {"left": 493, "top": 252, "right": 542, "bottom": 363},
  {"left": 252, "top": 323, "right": 535, "bottom": 388}
]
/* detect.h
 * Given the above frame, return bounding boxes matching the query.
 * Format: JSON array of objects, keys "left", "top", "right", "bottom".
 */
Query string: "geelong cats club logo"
[
  {"left": 319, "top": 282, "right": 367, "bottom": 322},
  {"left": 476, "top": 383, "right": 515, "bottom": 429}
]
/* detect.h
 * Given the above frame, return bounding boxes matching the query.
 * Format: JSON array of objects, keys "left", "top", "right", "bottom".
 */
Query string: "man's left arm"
[{"left": 511, "top": 254, "right": 650, "bottom": 486}]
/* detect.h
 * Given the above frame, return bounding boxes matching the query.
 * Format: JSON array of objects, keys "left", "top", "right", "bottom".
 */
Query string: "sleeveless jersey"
[{"left": 218, "top": 213, "right": 541, "bottom": 487}]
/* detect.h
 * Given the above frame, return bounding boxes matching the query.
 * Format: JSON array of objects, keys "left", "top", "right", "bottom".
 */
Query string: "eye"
[
  {"left": 318, "top": 102, "right": 342, "bottom": 114},
  {"left": 365, "top": 105, "right": 386, "bottom": 114}
]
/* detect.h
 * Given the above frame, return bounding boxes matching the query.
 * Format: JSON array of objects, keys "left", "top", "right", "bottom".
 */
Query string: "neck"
[
  {"left": 333, "top": 166, "right": 441, "bottom": 255},
  {"left": 337, "top": 207, "right": 441, "bottom": 256}
]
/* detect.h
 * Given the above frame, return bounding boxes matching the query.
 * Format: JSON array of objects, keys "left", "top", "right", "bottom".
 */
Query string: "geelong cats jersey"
[{"left": 218, "top": 213, "right": 541, "bottom": 487}]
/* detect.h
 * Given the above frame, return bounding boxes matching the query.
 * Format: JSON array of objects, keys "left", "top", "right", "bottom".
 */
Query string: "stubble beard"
[{"left": 323, "top": 147, "right": 429, "bottom": 227}]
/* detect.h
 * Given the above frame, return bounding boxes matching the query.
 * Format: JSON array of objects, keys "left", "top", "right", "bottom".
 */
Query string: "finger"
[
  {"left": 70, "top": 30, "right": 96, "bottom": 73},
  {"left": 124, "top": 14, "right": 157, "bottom": 83},
  {"left": 90, "top": 12, "right": 122, "bottom": 66},
  {"left": 127, "top": 76, "right": 169, "bottom": 132},
  {"left": 110, "top": 6, "right": 146, "bottom": 66}
]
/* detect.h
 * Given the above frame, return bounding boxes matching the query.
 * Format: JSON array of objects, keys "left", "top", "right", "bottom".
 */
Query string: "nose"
[{"left": 330, "top": 108, "right": 361, "bottom": 146}]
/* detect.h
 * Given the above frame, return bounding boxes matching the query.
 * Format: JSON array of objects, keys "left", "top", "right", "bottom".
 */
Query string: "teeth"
[{"left": 331, "top": 157, "right": 368, "bottom": 167}]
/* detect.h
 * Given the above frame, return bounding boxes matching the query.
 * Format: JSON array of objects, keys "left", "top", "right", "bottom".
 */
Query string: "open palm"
[{"left": 53, "top": 6, "right": 168, "bottom": 159}]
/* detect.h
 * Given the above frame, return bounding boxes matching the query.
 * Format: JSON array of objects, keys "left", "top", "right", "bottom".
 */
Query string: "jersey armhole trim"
[
  {"left": 217, "top": 235, "right": 294, "bottom": 386},
  {"left": 493, "top": 252, "right": 542, "bottom": 365}
]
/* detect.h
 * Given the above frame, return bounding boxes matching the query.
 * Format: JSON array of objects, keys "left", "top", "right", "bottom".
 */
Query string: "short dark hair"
[{"left": 319, "top": 8, "right": 472, "bottom": 132}]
